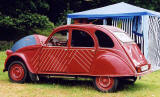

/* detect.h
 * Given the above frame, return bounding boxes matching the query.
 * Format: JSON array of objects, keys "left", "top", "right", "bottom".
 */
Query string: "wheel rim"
[
  {"left": 10, "top": 64, "right": 25, "bottom": 81},
  {"left": 96, "top": 76, "right": 114, "bottom": 91}
]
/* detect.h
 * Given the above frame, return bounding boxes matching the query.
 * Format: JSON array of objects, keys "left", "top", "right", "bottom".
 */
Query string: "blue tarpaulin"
[{"left": 68, "top": 2, "right": 160, "bottom": 19}]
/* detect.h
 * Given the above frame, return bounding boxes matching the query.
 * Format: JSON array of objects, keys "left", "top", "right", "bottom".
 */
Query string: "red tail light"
[{"left": 136, "top": 64, "right": 151, "bottom": 73}]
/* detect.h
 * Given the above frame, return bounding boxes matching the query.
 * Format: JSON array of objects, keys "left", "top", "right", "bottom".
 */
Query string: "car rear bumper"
[{"left": 136, "top": 69, "right": 152, "bottom": 76}]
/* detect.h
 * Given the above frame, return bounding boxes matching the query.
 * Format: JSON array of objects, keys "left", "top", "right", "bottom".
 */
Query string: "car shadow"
[
  {"left": 117, "top": 79, "right": 151, "bottom": 92},
  {"left": 28, "top": 77, "right": 148, "bottom": 92},
  {"left": 34, "top": 77, "right": 94, "bottom": 89},
  {"left": 117, "top": 79, "right": 136, "bottom": 91}
]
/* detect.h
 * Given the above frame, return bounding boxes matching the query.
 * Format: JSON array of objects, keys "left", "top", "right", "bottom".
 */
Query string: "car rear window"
[
  {"left": 113, "top": 32, "right": 134, "bottom": 43},
  {"left": 95, "top": 30, "right": 114, "bottom": 48}
]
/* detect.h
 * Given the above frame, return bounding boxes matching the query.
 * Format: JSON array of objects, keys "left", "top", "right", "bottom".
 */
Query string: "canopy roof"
[{"left": 68, "top": 2, "right": 160, "bottom": 19}]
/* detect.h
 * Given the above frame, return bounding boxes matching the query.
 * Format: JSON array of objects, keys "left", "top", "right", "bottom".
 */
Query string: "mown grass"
[{"left": 0, "top": 51, "right": 160, "bottom": 97}]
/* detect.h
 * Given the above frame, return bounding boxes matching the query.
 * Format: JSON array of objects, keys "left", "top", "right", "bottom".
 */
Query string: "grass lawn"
[{"left": 0, "top": 51, "right": 160, "bottom": 97}]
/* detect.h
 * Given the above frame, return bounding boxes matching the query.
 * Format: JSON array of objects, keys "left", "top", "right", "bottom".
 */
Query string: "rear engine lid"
[{"left": 123, "top": 43, "right": 148, "bottom": 66}]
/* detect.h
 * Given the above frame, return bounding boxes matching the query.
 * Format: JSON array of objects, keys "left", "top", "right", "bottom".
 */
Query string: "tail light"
[{"left": 136, "top": 64, "right": 151, "bottom": 73}]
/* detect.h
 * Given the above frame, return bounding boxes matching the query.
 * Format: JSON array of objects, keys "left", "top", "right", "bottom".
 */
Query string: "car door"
[
  {"left": 67, "top": 29, "right": 96, "bottom": 73},
  {"left": 38, "top": 29, "right": 69, "bottom": 73}
]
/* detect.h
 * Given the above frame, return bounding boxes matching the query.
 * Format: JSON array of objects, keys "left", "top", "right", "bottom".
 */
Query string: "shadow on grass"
[
  {"left": 31, "top": 77, "right": 94, "bottom": 90},
  {"left": 26, "top": 77, "right": 152, "bottom": 92},
  {"left": 117, "top": 79, "right": 152, "bottom": 92}
]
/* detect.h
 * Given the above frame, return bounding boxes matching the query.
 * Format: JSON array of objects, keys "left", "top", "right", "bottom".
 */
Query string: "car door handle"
[{"left": 91, "top": 50, "right": 95, "bottom": 52}]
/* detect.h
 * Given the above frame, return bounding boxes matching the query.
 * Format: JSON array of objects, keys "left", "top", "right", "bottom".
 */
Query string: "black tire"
[
  {"left": 126, "top": 77, "right": 137, "bottom": 84},
  {"left": 8, "top": 61, "right": 28, "bottom": 83},
  {"left": 93, "top": 76, "right": 118, "bottom": 93},
  {"left": 120, "top": 77, "right": 137, "bottom": 85}
]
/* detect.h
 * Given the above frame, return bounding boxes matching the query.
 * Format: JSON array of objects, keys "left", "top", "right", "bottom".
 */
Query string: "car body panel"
[
  {"left": 90, "top": 50, "right": 136, "bottom": 76},
  {"left": 4, "top": 45, "right": 41, "bottom": 73},
  {"left": 38, "top": 46, "right": 69, "bottom": 73},
  {"left": 4, "top": 24, "right": 151, "bottom": 77}
]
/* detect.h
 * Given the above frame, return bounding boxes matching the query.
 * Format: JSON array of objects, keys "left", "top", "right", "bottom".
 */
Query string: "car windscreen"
[{"left": 113, "top": 32, "right": 134, "bottom": 43}]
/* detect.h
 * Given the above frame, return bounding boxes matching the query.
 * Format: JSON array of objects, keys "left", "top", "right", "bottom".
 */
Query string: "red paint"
[
  {"left": 6, "top": 50, "right": 13, "bottom": 56},
  {"left": 123, "top": 43, "right": 147, "bottom": 66},
  {"left": 9, "top": 64, "right": 24, "bottom": 81},
  {"left": 4, "top": 24, "right": 151, "bottom": 77},
  {"left": 34, "top": 34, "right": 48, "bottom": 45}
]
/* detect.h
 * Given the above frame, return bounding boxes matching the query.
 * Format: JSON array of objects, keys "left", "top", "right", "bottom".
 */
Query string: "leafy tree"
[
  {"left": 0, "top": 0, "right": 53, "bottom": 41},
  {"left": 1, "top": 0, "right": 160, "bottom": 41},
  {"left": 0, "top": 0, "right": 50, "bottom": 16},
  {"left": 0, "top": 13, "right": 53, "bottom": 41}
]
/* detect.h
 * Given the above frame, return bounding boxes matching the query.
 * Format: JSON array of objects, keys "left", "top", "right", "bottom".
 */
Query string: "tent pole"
[
  {"left": 103, "top": 19, "right": 107, "bottom": 25},
  {"left": 67, "top": 18, "right": 71, "bottom": 25},
  {"left": 142, "top": 15, "right": 149, "bottom": 59}
]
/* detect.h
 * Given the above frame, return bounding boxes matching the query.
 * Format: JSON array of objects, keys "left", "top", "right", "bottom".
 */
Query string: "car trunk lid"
[{"left": 123, "top": 43, "right": 148, "bottom": 67}]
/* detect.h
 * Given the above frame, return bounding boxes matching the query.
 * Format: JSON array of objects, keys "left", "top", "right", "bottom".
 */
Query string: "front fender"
[
  {"left": 91, "top": 54, "right": 136, "bottom": 77},
  {"left": 4, "top": 52, "right": 35, "bottom": 73}
]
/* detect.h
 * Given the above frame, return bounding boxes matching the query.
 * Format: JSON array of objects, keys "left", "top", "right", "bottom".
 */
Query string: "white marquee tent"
[{"left": 67, "top": 2, "right": 160, "bottom": 71}]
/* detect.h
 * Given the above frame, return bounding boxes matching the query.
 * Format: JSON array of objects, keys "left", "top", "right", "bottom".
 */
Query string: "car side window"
[
  {"left": 95, "top": 30, "right": 114, "bottom": 48},
  {"left": 71, "top": 30, "right": 94, "bottom": 47},
  {"left": 47, "top": 30, "right": 68, "bottom": 46}
]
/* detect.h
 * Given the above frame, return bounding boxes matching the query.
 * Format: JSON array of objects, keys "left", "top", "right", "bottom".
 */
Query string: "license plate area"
[{"left": 141, "top": 65, "right": 148, "bottom": 72}]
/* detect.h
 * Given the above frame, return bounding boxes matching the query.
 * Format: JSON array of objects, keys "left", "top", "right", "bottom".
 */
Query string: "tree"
[
  {"left": 0, "top": 0, "right": 53, "bottom": 41},
  {"left": 1, "top": 0, "right": 160, "bottom": 41}
]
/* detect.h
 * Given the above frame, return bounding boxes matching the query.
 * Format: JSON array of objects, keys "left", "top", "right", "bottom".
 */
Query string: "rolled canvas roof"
[{"left": 68, "top": 2, "right": 160, "bottom": 19}]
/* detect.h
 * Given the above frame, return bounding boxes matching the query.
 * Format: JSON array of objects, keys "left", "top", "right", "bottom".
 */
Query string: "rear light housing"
[{"left": 136, "top": 64, "right": 151, "bottom": 73}]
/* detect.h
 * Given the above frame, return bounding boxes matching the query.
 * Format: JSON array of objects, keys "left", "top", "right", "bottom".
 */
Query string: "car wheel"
[
  {"left": 8, "top": 61, "right": 27, "bottom": 83},
  {"left": 93, "top": 76, "right": 118, "bottom": 92}
]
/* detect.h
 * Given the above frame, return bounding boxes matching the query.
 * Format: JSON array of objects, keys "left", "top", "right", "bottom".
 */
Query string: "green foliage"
[
  {"left": 0, "top": 41, "right": 13, "bottom": 51},
  {"left": 1, "top": 0, "right": 160, "bottom": 41},
  {"left": 0, "top": 13, "right": 54, "bottom": 41},
  {"left": 55, "top": 9, "right": 73, "bottom": 26},
  {"left": 0, "top": 16, "right": 14, "bottom": 29},
  {"left": 33, "top": 28, "right": 53, "bottom": 36},
  {"left": 0, "top": 0, "right": 50, "bottom": 16},
  {"left": 0, "top": 0, "right": 53, "bottom": 41},
  {"left": 0, "top": 15, "right": 17, "bottom": 41},
  {"left": 17, "top": 13, "right": 54, "bottom": 33}
]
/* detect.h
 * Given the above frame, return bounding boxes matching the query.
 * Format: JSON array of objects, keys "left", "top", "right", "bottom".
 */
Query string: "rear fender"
[{"left": 91, "top": 53, "right": 136, "bottom": 77}]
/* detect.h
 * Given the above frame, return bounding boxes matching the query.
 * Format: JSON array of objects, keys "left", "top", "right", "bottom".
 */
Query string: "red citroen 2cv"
[{"left": 3, "top": 24, "right": 150, "bottom": 92}]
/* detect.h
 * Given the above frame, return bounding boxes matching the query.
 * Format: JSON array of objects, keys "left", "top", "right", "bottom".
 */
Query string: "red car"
[{"left": 3, "top": 24, "right": 150, "bottom": 92}]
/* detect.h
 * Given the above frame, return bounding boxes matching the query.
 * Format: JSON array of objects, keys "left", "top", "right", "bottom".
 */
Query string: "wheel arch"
[
  {"left": 4, "top": 54, "right": 34, "bottom": 73},
  {"left": 91, "top": 54, "right": 136, "bottom": 76}
]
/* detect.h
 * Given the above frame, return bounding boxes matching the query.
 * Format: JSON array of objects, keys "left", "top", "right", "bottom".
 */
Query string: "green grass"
[{"left": 0, "top": 51, "right": 160, "bottom": 97}]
